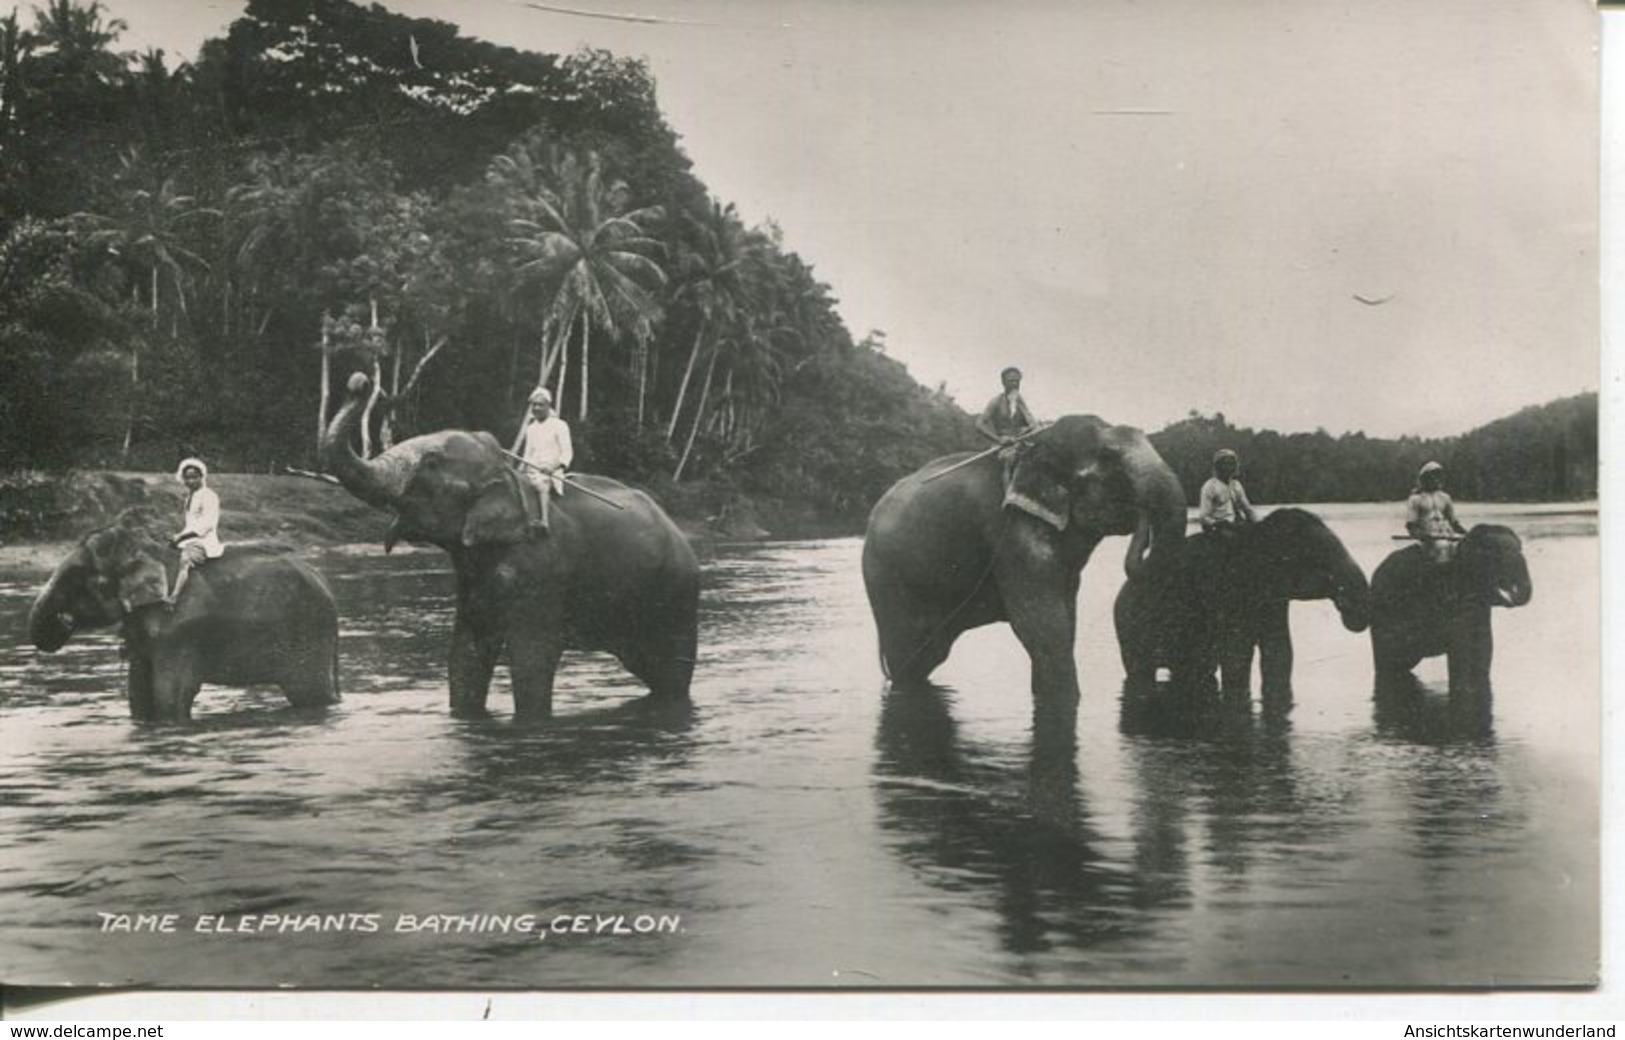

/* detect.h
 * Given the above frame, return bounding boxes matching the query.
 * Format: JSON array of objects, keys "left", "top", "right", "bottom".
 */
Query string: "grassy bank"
[{"left": 0, "top": 469, "right": 863, "bottom": 573}]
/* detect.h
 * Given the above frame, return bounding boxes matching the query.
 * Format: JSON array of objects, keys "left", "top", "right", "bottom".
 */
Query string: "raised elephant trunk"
[
  {"left": 1119, "top": 438, "right": 1187, "bottom": 580},
  {"left": 321, "top": 374, "right": 420, "bottom": 508}
]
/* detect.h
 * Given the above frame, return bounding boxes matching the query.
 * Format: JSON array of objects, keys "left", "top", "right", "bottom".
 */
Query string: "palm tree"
[
  {"left": 27, "top": 0, "right": 126, "bottom": 76},
  {"left": 78, "top": 150, "right": 215, "bottom": 455},
  {"left": 506, "top": 148, "right": 665, "bottom": 422},
  {"left": 664, "top": 199, "right": 758, "bottom": 443}
]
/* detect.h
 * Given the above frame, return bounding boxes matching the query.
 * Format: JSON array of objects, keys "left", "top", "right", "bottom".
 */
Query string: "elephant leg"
[
  {"left": 1003, "top": 582, "right": 1081, "bottom": 729},
  {"left": 126, "top": 654, "right": 156, "bottom": 720},
  {"left": 1447, "top": 615, "right": 1493, "bottom": 696},
  {"left": 1214, "top": 606, "right": 1254, "bottom": 700},
  {"left": 508, "top": 630, "right": 563, "bottom": 720},
  {"left": 149, "top": 649, "right": 201, "bottom": 722},
  {"left": 282, "top": 636, "right": 342, "bottom": 709},
  {"left": 1371, "top": 626, "right": 1419, "bottom": 681},
  {"left": 448, "top": 613, "right": 502, "bottom": 719},
  {"left": 875, "top": 590, "right": 961, "bottom": 687},
  {"left": 1257, "top": 600, "right": 1294, "bottom": 709},
  {"left": 621, "top": 640, "right": 695, "bottom": 702}
]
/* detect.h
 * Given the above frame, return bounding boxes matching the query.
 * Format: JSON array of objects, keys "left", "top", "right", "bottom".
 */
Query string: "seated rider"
[
  {"left": 166, "top": 457, "right": 223, "bottom": 607},
  {"left": 1199, "top": 448, "right": 1257, "bottom": 539},
  {"left": 1406, "top": 460, "right": 1466, "bottom": 563},
  {"left": 512, "top": 386, "right": 573, "bottom": 535},
  {"left": 975, "top": 366, "right": 1039, "bottom": 485}
]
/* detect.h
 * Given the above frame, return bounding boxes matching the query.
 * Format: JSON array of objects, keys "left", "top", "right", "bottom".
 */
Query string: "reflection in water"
[
  {"left": 1116, "top": 686, "right": 1354, "bottom": 907},
  {"left": 872, "top": 683, "right": 1147, "bottom": 960},
  {"left": 1372, "top": 674, "right": 1494, "bottom": 746}
]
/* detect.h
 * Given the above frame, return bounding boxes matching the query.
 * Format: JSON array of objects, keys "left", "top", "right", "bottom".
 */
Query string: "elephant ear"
[
  {"left": 460, "top": 468, "right": 530, "bottom": 547},
  {"left": 88, "top": 527, "right": 167, "bottom": 612},
  {"left": 116, "top": 551, "right": 170, "bottom": 612},
  {"left": 1005, "top": 449, "right": 1071, "bottom": 531}
]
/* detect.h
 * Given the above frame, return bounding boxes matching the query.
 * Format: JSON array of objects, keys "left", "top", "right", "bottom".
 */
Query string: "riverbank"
[{"left": 0, "top": 469, "right": 863, "bottom": 575}]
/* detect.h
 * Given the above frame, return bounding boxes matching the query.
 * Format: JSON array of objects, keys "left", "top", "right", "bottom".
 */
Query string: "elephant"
[
  {"left": 28, "top": 514, "right": 340, "bottom": 721},
  {"left": 861, "top": 415, "right": 1187, "bottom": 723},
  {"left": 1113, "top": 508, "right": 1371, "bottom": 705},
  {"left": 321, "top": 374, "right": 699, "bottom": 718},
  {"left": 1369, "top": 524, "right": 1531, "bottom": 694}
]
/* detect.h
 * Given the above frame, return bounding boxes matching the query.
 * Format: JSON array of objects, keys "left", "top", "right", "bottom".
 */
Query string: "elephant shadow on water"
[
  {"left": 434, "top": 697, "right": 699, "bottom": 804},
  {"left": 872, "top": 683, "right": 1165, "bottom": 959},
  {"left": 1116, "top": 682, "right": 1361, "bottom": 912},
  {"left": 1371, "top": 673, "right": 1494, "bottom": 747}
]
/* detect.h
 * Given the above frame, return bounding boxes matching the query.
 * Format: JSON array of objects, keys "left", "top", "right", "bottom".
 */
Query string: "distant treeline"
[{"left": 1150, "top": 393, "right": 1598, "bottom": 505}]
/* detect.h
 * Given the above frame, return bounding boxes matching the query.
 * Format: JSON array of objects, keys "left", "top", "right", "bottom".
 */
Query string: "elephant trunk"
[
  {"left": 28, "top": 560, "right": 76, "bottom": 652},
  {"left": 1499, "top": 559, "right": 1533, "bottom": 608},
  {"left": 1120, "top": 439, "right": 1188, "bottom": 580},
  {"left": 1334, "top": 556, "right": 1373, "bottom": 632},
  {"left": 321, "top": 374, "right": 416, "bottom": 508}
]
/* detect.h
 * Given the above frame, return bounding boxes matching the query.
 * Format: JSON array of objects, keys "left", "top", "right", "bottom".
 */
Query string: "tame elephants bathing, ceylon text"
[{"left": 321, "top": 374, "right": 700, "bottom": 718}]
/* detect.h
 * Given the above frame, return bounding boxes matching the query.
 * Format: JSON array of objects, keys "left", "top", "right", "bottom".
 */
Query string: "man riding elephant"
[
  {"left": 1406, "top": 460, "right": 1467, "bottom": 563},
  {"left": 974, "top": 366, "right": 1041, "bottom": 487}
]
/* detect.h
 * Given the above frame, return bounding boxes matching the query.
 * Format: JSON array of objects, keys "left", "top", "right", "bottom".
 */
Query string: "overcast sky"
[{"left": 104, "top": 0, "right": 1599, "bottom": 437}]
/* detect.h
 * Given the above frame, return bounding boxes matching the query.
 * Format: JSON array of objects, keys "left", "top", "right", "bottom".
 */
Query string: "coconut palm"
[
  {"left": 77, "top": 150, "right": 216, "bottom": 454},
  {"left": 664, "top": 199, "right": 760, "bottom": 443},
  {"left": 507, "top": 147, "right": 665, "bottom": 422}
]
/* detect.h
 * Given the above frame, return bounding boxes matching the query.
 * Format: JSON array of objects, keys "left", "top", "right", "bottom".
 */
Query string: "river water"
[{"left": 0, "top": 503, "right": 1598, "bottom": 988}]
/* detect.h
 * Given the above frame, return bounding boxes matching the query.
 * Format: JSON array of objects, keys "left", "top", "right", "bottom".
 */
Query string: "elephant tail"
[{"left": 331, "top": 644, "right": 342, "bottom": 700}]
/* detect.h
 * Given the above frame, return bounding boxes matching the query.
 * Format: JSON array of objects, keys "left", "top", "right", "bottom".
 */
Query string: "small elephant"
[
  {"left": 1369, "top": 524, "right": 1532, "bottom": 693},
  {"left": 1114, "top": 508, "right": 1371, "bottom": 705},
  {"left": 321, "top": 375, "right": 699, "bottom": 718},
  {"left": 861, "top": 415, "right": 1186, "bottom": 722},
  {"left": 28, "top": 516, "right": 340, "bottom": 721}
]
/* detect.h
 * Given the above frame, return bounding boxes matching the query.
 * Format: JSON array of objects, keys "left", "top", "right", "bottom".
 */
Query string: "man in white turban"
[
  {"left": 511, "top": 387, "right": 573, "bottom": 534},
  {"left": 166, "top": 457, "right": 223, "bottom": 606}
]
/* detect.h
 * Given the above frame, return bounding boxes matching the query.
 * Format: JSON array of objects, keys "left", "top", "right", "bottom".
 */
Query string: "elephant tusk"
[{"left": 1123, "top": 513, "right": 1153, "bottom": 579}]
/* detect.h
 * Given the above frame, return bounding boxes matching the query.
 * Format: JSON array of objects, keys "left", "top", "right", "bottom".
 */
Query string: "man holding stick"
[
  {"left": 512, "top": 387, "right": 572, "bottom": 534},
  {"left": 1406, "top": 460, "right": 1466, "bottom": 563},
  {"left": 975, "top": 366, "right": 1040, "bottom": 488}
]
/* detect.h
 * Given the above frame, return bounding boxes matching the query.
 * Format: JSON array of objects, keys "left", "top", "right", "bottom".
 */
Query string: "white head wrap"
[{"left": 175, "top": 457, "right": 208, "bottom": 483}]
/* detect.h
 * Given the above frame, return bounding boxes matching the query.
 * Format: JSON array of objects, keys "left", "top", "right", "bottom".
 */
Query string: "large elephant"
[
  {"left": 861, "top": 415, "right": 1186, "bottom": 721},
  {"left": 321, "top": 375, "right": 698, "bottom": 718},
  {"left": 1369, "top": 524, "right": 1531, "bottom": 693},
  {"left": 28, "top": 515, "right": 340, "bottom": 721},
  {"left": 1113, "top": 508, "right": 1371, "bottom": 705}
]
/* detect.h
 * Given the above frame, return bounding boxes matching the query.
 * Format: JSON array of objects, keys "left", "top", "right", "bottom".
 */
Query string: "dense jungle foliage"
[{"left": 0, "top": 0, "right": 1596, "bottom": 531}]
